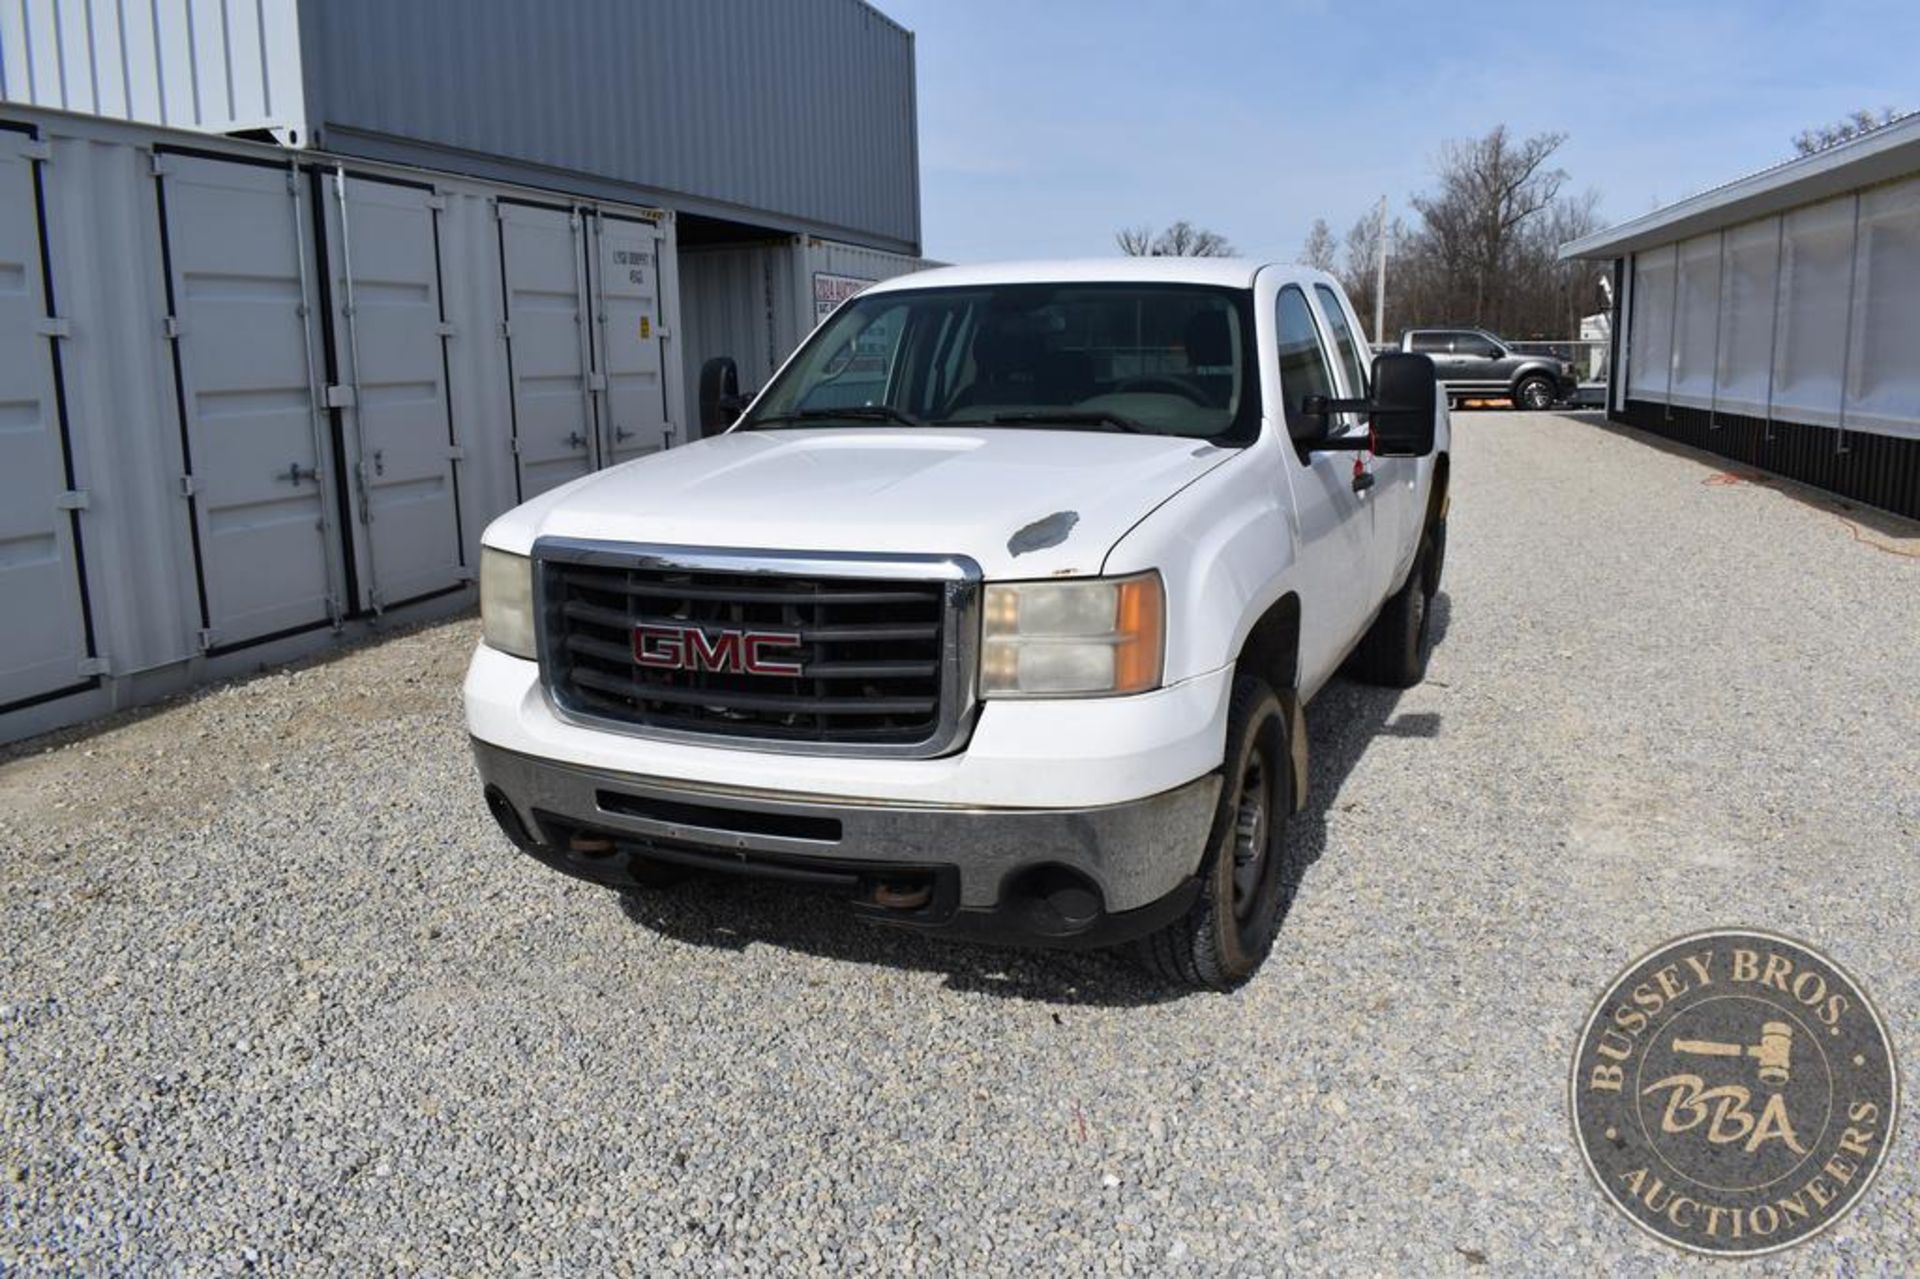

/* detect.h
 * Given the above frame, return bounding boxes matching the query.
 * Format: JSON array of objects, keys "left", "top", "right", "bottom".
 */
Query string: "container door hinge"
[
  {"left": 178, "top": 475, "right": 197, "bottom": 498},
  {"left": 367, "top": 588, "right": 385, "bottom": 613},
  {"left": 36, "top": 316, "right": 71, "bottom": 339},
  {"left": 196, "top": 628, "right": 217, "bottom": 652},
  {"left": 55, "top": 489, "right": 90, "bottom": 511},
  {"left": 163, "top": 316, "right": 184, "bottom": 340},
  {"left": 148, "top": 152, "right": 172, "bottom": 177},
  {"left": 323, "top": 384, "right": 356, "bottom": 408},
  {"left": 498, "top": 321, "right": 513, "bottom": 339},
  {"left": 426, "top": 194, "right": 448, "bottom": 211},
  {"left": 508, "top": 437, "right": 522, "bottom": 456},
  {"left": 454, "top": 564, "right": 477, "bottom": 584},
  {"left": 586, "top": 372, "right": 607, "bottom": 392},
  {"left": 435, "top": 321, "right": 457, "bottom": 337},
  {"left": 77, "top": 655, "right": 111, "bottom": 677},
  {"left": 20, "top": 140, "right": 51, "bottom": 162},
  {"left": 325, "top": 594, "right": 344, "bottom": 627},
  {"left": 446, "top": 445, "right": 466, "bottom": 461}
]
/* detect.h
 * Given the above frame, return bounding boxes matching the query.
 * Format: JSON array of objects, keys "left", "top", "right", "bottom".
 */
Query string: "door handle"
[
  {"left": 1351, "top": 468, "right": 1376, "bottom": 495},
  {"left": 614, "top": 425, "right": 634, "bottom": 442},
  {"left": 276, "top": 461, "right": 319, "bottom": 485},
  {"left": 566, "top": 431, "right": 588, "bottom": 450}
]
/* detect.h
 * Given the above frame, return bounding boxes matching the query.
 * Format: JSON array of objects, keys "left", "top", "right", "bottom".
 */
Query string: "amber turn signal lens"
[{"left": 1111, "top": 573, "right": 1164, "bottom": 695}]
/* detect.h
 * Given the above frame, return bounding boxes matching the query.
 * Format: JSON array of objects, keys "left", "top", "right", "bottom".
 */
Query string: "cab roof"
[{"left": 862, "top": 257, "right": 1317, "bottom": 294}]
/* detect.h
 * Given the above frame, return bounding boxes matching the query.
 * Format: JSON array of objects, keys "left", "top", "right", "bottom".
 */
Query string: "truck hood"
[{"left": 486, "top": 427, "right": 1240, "bottom": 578}]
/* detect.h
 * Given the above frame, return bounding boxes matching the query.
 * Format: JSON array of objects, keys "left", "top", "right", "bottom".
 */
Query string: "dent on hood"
[{"left": 1007, "top": 510, "right": 1079, "bottom": 557}]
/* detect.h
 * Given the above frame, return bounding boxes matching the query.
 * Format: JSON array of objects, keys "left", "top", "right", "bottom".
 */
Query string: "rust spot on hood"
[{"left": 1008, "top": 510, "right": 1079, "bottom": 556}]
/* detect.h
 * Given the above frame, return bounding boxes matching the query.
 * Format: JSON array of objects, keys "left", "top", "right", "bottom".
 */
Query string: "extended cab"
[
  {"left": 466, "top": 260, "right": 1450, "bottom": 989},
  {"left": 1401, "top": 327, "right": 1575, "bottom": 410}
]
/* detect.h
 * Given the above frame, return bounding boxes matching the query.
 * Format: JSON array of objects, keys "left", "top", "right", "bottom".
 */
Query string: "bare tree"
[
  {"left": 1299, "top": 218, "right": 1338, "bottom": 271},
  {"left": 1409, "top": 125, "right": 1569, "bottom": 331},
  {"left": 1793, "top": 107, "right": 1909, "bottom": 155},
  {"left": 1115, "top": 220, "right": 1237, "bottom": 257},
  {"left": 1308, "top": 127, "right": 1603, "bottom": 340}
]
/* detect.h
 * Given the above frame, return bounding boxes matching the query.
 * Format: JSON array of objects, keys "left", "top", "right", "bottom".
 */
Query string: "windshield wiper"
[
  {"left": 747, "top": 405, "right": 925, "bottom": 429},
  {"left": 985, "top": 410, "right": 1147, "bottom": 435}
]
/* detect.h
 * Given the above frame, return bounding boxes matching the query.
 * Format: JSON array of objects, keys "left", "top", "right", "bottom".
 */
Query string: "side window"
[
  {"left": 1408, "top": 331, "right": 1448, "bottom": 354},
  {"left": 1314, "top": 284, "right": 1369, "bottom": 397},
  {"left": 1274, "top": 286, "right": 1335, "bottom": 444}
]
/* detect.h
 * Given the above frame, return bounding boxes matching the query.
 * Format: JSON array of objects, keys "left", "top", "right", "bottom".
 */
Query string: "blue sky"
[{"left": 875, "top": 0, "right": 1919, "bottom": 265}]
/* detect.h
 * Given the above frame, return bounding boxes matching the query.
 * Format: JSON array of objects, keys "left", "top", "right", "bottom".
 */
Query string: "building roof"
[{"left": 1561, "top": 113, "right": 1920, "bottom": 259}]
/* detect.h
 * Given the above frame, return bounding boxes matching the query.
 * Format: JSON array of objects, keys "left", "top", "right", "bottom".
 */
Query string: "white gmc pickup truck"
[{"left": 465, "top": 259, "right": 1449, "bottom": 989}]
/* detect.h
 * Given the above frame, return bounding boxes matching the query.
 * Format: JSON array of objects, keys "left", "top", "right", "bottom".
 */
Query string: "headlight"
[
  {"left": 479, "top": 547, "right": 536, "bottom": 659},
  {"left": 980, "top": 572, "right": 1164, "bottom": 697}
]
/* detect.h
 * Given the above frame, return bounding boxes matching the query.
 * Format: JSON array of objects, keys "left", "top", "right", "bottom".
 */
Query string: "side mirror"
[
  {"left": 1301, "top": 352, "right": 1438, "bottom": 458},
  {"left": 1367, "top": 351, "right": 1438, "bottom": 456},
  {"left": 698, "top": 356, "right": 746, "bottom": 432}
]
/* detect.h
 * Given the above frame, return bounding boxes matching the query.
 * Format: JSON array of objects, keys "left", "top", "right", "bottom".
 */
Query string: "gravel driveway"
[{"left": 3, "top": 411, "right": 1916, "bottom": 1274}]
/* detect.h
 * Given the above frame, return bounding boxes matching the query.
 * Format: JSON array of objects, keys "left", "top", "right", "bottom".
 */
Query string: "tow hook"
[
  {"left": 568, "top": 832, "right": 616, "bottom": 859},
  {"left": 871, "top": 881, "right": 932, "bottom": 911}
]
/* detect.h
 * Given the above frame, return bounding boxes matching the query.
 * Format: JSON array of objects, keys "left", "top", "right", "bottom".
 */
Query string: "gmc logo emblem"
[{"left": 632, "top": 624, "right": 804, "bottom": 677}]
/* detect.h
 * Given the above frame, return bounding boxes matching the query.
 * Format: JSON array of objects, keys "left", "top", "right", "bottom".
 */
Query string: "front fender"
[{"left": 1101, "top": 446, "right": 1298, "bottom": 686}]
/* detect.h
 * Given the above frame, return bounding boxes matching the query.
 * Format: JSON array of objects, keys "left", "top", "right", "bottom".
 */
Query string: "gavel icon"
[{"left": 1672, "top": 1022, "right": 1794, "bottom": 1087}]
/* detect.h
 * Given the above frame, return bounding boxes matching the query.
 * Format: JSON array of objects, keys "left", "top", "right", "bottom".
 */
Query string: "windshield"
[{"left": 738, "top": 282, "right": 1260, "bottom": 443}]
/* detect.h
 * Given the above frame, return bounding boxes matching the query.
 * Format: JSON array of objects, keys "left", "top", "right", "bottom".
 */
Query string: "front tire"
[
  {"left": 1514, "top": 375, "right": 1555, "bottom": 410},
  {"left": 1135, "top": 674, "right": 1292, "bottom": 991}
]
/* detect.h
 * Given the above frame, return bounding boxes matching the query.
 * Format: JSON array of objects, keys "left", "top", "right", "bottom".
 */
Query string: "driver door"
[{"left": 1273, "top": 285, "right": 1374, "bottom": 690}]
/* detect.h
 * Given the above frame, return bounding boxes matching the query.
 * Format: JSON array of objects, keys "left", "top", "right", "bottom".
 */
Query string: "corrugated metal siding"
[
  {"left": 0, "top": 0, "right": 305, "bottom": 132},
  {"left": 0, "top": 102, "right": 683, "bottom": 744},
  {"left": 298, "top": 0, "right": 920, "bottom": 252},
  {"left": 678, "top": 235, "right": 931, "bottom": 432}
]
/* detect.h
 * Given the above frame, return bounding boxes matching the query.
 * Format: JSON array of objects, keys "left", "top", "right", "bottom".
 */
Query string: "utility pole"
[{"left": 1373, "top": 195, "right": 1389, "bottom": 345}]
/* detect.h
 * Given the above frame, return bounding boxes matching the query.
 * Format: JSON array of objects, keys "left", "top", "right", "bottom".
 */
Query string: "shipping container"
[
  {"left": 0, "top": 104, "right": 684, "bottom": 745},
  {"left": 678, "top": 236, "right": 934, "bottom": 430},
  {"left": 0, "top": 0, "right": 920, "bottom": 254}
]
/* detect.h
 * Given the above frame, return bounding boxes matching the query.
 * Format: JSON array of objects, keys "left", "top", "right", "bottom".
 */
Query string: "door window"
[
  {"left": 1275, "top": 286, "right": 1336, "bottom": 444},
  {"left": 1408, "top": 331, "right": 1449, "bottom": 354},
  {"left": 1314, "top": 284, "right": 1369, "bottom": 397}
]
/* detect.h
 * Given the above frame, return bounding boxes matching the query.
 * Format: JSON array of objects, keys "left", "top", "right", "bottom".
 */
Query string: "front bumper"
[{"left": 473, "top": 738, "right": 1220, "bottom": 949}]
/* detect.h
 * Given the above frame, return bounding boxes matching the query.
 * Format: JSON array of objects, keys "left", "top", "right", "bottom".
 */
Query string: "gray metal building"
[
  {"left": 1, "top": 0, "right": 920, "bottom": 253},
  {"left": 0, "top": 0, "right": 930, "bottom": 745},
  {"left": 1563, "top": 118, "right": 1920, "bottom": 520}
]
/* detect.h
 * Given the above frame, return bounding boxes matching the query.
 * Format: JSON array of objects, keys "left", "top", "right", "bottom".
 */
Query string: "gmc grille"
[{"left": 536, "top": 546, "right": 976, "bottom": 755}]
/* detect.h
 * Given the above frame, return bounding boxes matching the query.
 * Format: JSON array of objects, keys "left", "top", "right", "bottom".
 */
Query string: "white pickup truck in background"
[{"left": 465, "top": 259, "right": 1450, "bottom": 989}]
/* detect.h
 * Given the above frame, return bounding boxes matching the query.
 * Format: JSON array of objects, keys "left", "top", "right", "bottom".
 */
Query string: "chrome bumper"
[{"left": 471, "top": 738, "right": 1218, "bottom": 916}]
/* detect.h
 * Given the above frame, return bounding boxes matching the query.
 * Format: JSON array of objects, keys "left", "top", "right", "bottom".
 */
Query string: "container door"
[
  {"left": 325, "top": 171, "right": 465, "bottom": 611},
  {"left": 497, "top": 202, "right": 597, "bottom": 497},
  {"left": 157, "top": 153, "right": 338, "bottom": 650},
  {"left": 0, "top": 131, "right": 94, "bottom": 706},
  {"left": 590, "top": 213, "right": 675, "bottom": 465}
]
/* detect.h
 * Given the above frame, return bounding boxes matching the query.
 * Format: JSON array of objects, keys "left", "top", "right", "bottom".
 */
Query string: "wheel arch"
[
  {"left": 1235, "top": 591, "right": 1309, "bottom": 813},
  {"left": 1423, "top": 451, "right": 1450, "bottom": 594}
]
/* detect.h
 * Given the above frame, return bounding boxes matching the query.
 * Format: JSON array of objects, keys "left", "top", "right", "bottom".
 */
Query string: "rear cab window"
[{"left": 1313, "top": 284, "right": 1369, "bottom": 399}]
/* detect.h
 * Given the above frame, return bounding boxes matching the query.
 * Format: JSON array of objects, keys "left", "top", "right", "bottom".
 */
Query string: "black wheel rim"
[
  {"left": 1522, "top": 381, "right": 1551, "bottom": 409},
  {"left": 1230, "top": 749, "right": 1271, "bottom": 920}
]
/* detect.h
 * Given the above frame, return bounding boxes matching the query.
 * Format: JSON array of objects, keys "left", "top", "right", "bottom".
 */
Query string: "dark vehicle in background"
[{"left": 1400, "top": 329, "right": 1576, "bottom": 410}]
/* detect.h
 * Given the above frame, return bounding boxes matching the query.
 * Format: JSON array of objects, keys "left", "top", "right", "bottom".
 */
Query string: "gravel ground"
[{"left": 2, "top": 411, "right": 1916, "bottom": 1274}]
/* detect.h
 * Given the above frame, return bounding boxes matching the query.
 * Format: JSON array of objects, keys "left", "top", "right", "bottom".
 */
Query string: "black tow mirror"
[
  {"left": 698, "top": 356, "right": 748, "bottom": 433},
  {"left": 1301, "top": 352, "right": 1438, "bottom": 458}
]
